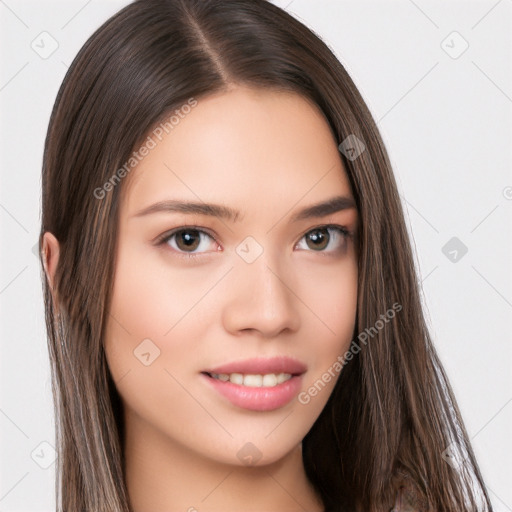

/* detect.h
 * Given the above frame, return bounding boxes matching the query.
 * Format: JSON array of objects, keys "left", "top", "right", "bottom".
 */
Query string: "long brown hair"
[{"left": 39, "top": 0, "right": 493, "bottom": 510}]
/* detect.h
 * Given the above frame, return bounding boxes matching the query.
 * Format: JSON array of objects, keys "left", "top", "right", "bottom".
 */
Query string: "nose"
[{"left": 221, "top": 250, "right": 301, "bottom": 339}]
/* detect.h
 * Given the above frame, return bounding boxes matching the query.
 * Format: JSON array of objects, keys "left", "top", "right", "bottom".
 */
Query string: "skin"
[{"left": 43, "top": 85, "right": 359, "bottom": 512}]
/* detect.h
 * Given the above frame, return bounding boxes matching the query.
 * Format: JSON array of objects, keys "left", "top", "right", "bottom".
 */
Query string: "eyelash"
[{"left": 154, "top": 224, "right": 353, "bottom": 260}]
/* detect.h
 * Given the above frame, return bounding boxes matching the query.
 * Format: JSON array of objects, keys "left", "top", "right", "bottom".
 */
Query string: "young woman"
[{"left": 39, "top": 0, "right": 493, "bottom": 510}]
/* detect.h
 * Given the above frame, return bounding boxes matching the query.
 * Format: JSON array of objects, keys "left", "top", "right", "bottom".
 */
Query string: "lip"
[
  {"left": 201, "top": 356, "right": 307, "bottom": 412},
  {"left": 203, "top": 356, "right": 307, "bottom": 376}
]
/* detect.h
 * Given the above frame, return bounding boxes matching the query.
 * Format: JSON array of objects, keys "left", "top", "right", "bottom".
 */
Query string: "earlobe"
[{"left": 42, "top": 231, "right": 60, "bottom": 292}]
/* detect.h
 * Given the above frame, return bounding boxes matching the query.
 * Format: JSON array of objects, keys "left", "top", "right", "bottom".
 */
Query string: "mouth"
[{"left": 200, "top": 357, "right": 306, "bottom": 411}]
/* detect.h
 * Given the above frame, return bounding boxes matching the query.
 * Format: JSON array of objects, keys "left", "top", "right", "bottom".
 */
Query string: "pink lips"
[
  {"left": 204, "top": 356, "right": 307, "bottom": 376},
  {"left": 201, "top": 356, "right": 307, "bottom": 412}
]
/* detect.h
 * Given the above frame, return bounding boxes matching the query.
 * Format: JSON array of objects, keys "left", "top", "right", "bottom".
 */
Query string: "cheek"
[
  {"left": 106, "top": 237, "right": 225, "bottom": 354},
  {"left": 295, "top": 259, "right": 358, "bottom": 405},
  {"left": 103, "top": 255, "right": 217, "bottom": 442},
  {"left": 109, "top": 243, "right": 212, "bottom": 334},
  {"left": 300, "top": 256, "right": 358, "bottom": 344},
  {"left": 103, "top": 243, "right": 214, "bottom": 398}
]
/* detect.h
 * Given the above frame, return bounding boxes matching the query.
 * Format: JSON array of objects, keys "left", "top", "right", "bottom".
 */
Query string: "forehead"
[{"left": 120, "top": 86, "right": 353, "bottom": 219}]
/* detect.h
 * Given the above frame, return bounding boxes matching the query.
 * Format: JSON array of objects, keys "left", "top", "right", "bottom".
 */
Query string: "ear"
[{"left": 42, "top": 231, "right": 60, "bottom": 292}]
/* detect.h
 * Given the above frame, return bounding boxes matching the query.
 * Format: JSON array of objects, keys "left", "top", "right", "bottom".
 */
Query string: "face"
[{"left": 104, "top": 85, "right": 359, "bottom": 467}]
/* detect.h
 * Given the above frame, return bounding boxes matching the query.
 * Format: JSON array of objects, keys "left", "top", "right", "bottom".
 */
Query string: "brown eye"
[
  {"left": 296, "top": 225, "right": 350, "bottom": 253},
  {"left": 157, "top": 227, "right": 218, "bottom": 257},
  {"left": 174, "top": 229, "right": 201, "bottom": 252},
  {"left": 305, "top": 228, "right": 330, "bottom": 251}
]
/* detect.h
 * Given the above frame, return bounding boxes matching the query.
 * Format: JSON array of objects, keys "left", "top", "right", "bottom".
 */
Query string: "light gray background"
[{"left": 1, "top": 0, "right": 511, "bottom": 510}]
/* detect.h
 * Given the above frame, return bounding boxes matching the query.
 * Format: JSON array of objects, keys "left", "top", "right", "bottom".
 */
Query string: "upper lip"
[{"left": 203, "top": 356, "right": 307, "bottom": 376}]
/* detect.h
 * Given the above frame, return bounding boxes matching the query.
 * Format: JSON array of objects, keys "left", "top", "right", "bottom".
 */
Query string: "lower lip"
[{"left": 201, "top": 373, "right": 303, "bottom": 411}]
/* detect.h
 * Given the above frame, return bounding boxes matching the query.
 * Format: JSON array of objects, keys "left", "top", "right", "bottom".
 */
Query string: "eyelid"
[
  {"left": 296, "top": 223, "right": 353, "bottom": 241},
  {"left": 153, "top": 225, "right": 218, "bottom": 244}
]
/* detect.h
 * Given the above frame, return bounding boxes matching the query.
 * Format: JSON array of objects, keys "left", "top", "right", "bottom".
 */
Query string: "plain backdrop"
[{"left": 1, "top": 0, "right": 511, "bottom": 510}]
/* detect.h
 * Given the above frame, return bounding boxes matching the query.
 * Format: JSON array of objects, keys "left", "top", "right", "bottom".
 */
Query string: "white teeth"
[
  {"left": 276, "top": 372, "right": 290, "bottom": 384},
  {"left": 210, "top": 372, "right": 293, "bottom": 387},
  {"left": 244, "top": 374, "right": 262, "bottom": 387},
  {"left": 262, "top": 374, "right": 277, "bottom": 387},
  {"left": 230, "top": 373, "right": 244, "bottom": 385}
]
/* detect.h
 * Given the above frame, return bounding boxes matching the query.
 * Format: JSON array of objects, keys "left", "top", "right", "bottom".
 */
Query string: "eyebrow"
[{"left": 131, "top": 195, "right": 356, "bottom": 222}]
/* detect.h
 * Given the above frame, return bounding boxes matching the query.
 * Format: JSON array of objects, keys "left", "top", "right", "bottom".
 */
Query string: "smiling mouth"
[
  {"left": 200, "top": 369, "right": 305, "bottom": 411},
  {"left": 202, "top": 371, "right": 295, "bottom": 387},
  {"left": 200, "top": 356, "right": 307, "bottom": 411}
]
